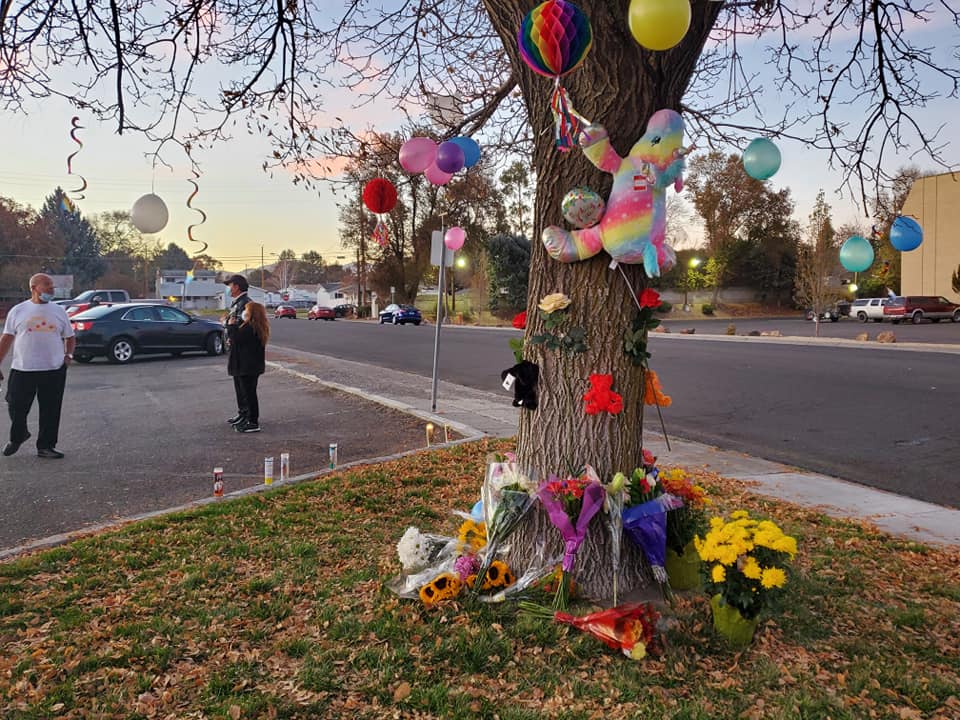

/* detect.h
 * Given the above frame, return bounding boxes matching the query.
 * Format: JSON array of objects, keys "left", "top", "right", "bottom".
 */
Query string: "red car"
[
  {"left": 883, "top": 295, "right": 960, "bottom": 324},
  {"left": 308, "top": 305, "right": 335, "bottom": 320},
  {"left": 274, "top": 304, "right": 298, "bottom": 319}
]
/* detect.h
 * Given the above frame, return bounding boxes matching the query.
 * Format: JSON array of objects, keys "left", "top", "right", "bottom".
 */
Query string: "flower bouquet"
[
  {"left": 471, "top": 454, "right": 538, "bottom": 597},
  {"left": 695, "top": 510, "right": 798, "bottom": 644},
  {"left": 621, "top": 451, "right": 684, "bottom": 586},
  {"left": 520, "top": 602, "right": 663, "bottom": 660},
  {"left": 538, "top": 468, "right": 605, "bottom": 609}
]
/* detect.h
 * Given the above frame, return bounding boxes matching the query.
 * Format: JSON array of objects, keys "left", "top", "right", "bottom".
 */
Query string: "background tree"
[
  {"left": 155, "top": 243, "right": 192, "bottom": 271},
  {"left": 0, "top": 197, "right": 57, "bottom": 298},
  {"left": 89, "top": 210, "right": 163, "bottom": 297},
  {"left": 861, "top": 166, "right": 925, "bottom": 296},
  {"left": 794, "top": 191, "right": 839, "bottom": 337},
  {"left": 486, "top": 234, "right": 531, "bottom": 318},
  {"left": 953, "top": 265, "right": 960, "bottom": 295},
  {"left": 499, "top": 161, "right": 534, "bottom": 238},
  {"left": 40, "top": 189, "right": 106, "bottom": 289},
  {"left": 297, "top": 251, "right": 326, "bottom": 285}
]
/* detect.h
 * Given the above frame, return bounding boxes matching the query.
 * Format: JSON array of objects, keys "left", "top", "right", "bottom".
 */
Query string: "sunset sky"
[{"left": 0, "top": 9, "right": 955, "bottom": 273}]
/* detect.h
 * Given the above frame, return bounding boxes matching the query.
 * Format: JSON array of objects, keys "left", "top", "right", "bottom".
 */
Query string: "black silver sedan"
[{"left": 70, "top": 303, "right": 225, "bottom": 364}]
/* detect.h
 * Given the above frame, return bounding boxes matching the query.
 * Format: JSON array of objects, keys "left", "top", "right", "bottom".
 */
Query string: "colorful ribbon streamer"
[
  {"left": 372, "top": 219, "right": 389, "bottom": 247},
  {"left": 186, "top": 171, "right": 209, "bottom": 255},
  {"left": 550, "top": 82, "right": 585, "bottom": 152},
  {"left": 66, "top": 116, "right": 87, "bottom": 200}
]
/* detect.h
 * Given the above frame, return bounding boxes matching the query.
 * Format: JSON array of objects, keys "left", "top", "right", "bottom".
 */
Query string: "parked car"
[
  {"left": 334, "top": 304, "right": 357, "bottom": 318},
  {"left": 65, "top": 289, "right": 131, "bottom": 317},
  {"left": 378, "top": 303, "right": 422, "bottom": 325},
  {"left": 70, "top": 303, "right": 225, "bottom": 364},
  {"left": 274, "top": 304, "right": 298, "bottom": 319},
  {"left": 883, "top": 295, "right": 960, "bottom": 324},
  {"left": 805, "top": 307, "right": 841, "bottom": 322},
  {"left": 850, "top": 297, "right": 887, "bottom": 322},
  {"left": 308, "top": 305, "right": 336, "bottom": 320}
]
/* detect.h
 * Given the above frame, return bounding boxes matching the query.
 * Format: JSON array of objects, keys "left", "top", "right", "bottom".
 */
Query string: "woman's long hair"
[{"left": 244, "top": 302, "right": 270, "bottom": 345}]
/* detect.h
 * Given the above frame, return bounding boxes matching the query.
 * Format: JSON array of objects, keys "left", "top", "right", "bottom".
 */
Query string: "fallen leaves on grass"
[{"left": 0, "top": 439, "right": 958, "bottom": 719}]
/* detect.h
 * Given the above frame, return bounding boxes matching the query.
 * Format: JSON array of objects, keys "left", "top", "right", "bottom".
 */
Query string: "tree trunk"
[{"left": 482, "top": 0, "right": 721, "bottom": 600}]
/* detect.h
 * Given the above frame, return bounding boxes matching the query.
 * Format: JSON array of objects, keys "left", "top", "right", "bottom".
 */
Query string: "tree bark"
[{"left": 482, "top": 0, "right": 721, "bottom": 599}]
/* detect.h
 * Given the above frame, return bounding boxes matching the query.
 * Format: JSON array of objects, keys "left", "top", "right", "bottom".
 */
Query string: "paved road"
[
  {"left": 0, "top": 354, "right": 428, "bottom": 550},
  {"left": 270, "top": 318, "right": 960, "bottom": 507}
]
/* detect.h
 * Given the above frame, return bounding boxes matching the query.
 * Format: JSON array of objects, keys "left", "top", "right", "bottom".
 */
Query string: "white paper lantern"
[{"left": 131, "top": 193, "right": 169, "bottom": 234}]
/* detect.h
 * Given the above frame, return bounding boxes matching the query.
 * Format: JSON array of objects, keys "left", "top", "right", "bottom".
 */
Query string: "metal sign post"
[{"left": 430, "top": 224, "right": 452, "bottom": 412}]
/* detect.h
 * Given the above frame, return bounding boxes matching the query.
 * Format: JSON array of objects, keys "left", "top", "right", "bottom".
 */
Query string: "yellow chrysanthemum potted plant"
[{"left": 694, "top": 510, "right": 797, "bottom": 646}]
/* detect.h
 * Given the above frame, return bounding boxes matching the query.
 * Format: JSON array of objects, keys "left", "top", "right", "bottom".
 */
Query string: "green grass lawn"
[{"left": 1, "top": 439, "right": 958, "bottom": 719}]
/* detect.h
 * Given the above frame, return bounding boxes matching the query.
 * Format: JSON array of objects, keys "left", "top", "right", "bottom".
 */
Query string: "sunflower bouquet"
[{"left": 695, "top": 510, "right": 798, "bottom": 620}]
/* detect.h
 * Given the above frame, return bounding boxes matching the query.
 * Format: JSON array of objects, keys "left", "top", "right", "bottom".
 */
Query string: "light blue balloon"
[
  {"left": 450, "top": 136, "right": 481, "bottom": 169},
  {"left": 839, "top": 235, "right": 874, "bottom": 273},
  {"left": 742, "top": 138, "right": 782, "bottom": 180},
  {"left": 889, "top": 216, "right": 923, "bottom": 252},
  {"left": 470, "top": 500, "right": 484, "bottom": 522}
]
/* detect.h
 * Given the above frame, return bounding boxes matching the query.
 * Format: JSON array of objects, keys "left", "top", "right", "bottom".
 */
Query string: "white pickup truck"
[{"left": 849, "top": 297, "right": 887, "bottom": 322}]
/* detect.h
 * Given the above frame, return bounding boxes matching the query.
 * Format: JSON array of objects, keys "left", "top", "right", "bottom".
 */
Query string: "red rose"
[
  {"left": 512, "top": 310, "right": 527, "bottom": 329},
  {"left": 638, "top": 289, "right": 661, "bottom": 309}
]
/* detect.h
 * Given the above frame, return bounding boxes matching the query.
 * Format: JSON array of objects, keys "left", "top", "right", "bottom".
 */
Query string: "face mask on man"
[{"left": 39, "top": 292, "right": 55, "bottom": 303}]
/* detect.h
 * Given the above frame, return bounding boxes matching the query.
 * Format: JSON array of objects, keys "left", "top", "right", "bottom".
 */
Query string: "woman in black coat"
[{"left": 226, "top": 301, "right": 269, "bottom": 433}]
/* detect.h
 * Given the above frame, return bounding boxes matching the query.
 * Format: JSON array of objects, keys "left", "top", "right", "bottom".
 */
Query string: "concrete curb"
[
  {"left": 652, "top": 331, "right": 960, "bottom": 354},
  {"left": 264, "top": 361, "right": 487, "bottom": 441},
  {"left": 0, "top": 439, "right": 477, "bottom": 562}
]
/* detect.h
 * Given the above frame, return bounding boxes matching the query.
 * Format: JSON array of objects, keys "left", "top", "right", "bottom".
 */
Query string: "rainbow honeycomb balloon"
[{"left": 518, "top": 0, "right": 593, "bottom": 78}]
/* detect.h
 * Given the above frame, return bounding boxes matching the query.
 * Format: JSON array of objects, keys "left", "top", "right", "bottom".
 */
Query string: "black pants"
[
  {"left": 6, "top": 365, "right": 68, "bottom": 450},
  {"left": 233, "top": 374, "right": 260, "bottom": 423}
]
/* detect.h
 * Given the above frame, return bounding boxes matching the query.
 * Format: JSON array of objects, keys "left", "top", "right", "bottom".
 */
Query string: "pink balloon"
[
  {"left": 424, "top": 162, "right": 453, "bottom": 186},
  {"left": 444, "top": 226, "right": 466, "bottom": 250},
  {"left": 399, "top": 137, "right": 437, "bottom": 174}
]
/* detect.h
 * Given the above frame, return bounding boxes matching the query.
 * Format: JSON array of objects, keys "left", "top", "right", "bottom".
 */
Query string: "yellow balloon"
[{"left": 628, "top": 0, "right": 692, "bottom": 51}]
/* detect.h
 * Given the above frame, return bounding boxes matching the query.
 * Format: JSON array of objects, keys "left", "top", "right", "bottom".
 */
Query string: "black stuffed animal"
[{"left": 501, "top": 360, "right": 539, "bottom": 410}]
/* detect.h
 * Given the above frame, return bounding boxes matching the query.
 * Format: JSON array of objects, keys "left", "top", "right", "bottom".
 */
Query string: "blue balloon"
[
  {"left": 450, "top": 136, "right": 481, "bottom": 169},
  {"left": 889, "top": 216, "right": 923, "bottom": 252},
  {"left": 839, "top": 235, "right": 874, "bottom": 273},
  {"left": 742, "top": 138, "right": 782, "bottom": 180},
  {"left": 470, "top": 500, "right": 484, "bottom": 522}
]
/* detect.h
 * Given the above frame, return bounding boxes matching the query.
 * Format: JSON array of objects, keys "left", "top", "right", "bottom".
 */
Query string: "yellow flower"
[
  {"left": 761, "top": 567, "right": 787, "bottom": 589},
  {"left": 711, "top": 564, "right": 726, "bottom": 583},
  {"left": 627, "top": 642, "right": 647, "bottom": 660},
  {"left": 538, "top": 292, "right": 571, "bottom": 314},
  {"left": 731, "top": 510, "right": 750, "bottom": 520},
  {"left": 741, "top": 556, "right": 762, "bottom": 580}
]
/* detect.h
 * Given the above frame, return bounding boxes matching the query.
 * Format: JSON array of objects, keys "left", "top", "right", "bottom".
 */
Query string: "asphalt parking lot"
[{"left": 0, "top": 353, "right": 428, "bottom": 551}]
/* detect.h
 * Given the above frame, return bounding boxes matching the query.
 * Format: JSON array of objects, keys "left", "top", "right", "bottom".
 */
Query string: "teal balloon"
[
  {"left": 742, "top": 138, "right": 782, "bottom": 180},
  {"left": 889, "top": 216, "right": 923, "bottom": 251},
  {"left": 450, "top": 136, "right": 481, "bottom": 168},
  {"left": 839, "top": 235, "right": 874, "bottom": 272}
]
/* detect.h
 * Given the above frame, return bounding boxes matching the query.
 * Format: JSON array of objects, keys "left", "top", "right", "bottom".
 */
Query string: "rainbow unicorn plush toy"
[{"left": 542, "top": 109, "right": 687, "bottom": 277}]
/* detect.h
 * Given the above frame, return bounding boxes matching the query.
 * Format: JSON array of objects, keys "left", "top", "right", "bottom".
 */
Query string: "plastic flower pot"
[
  {"left": 665, "top": 540, "right": 701, "bottom": 590},
  {"left": 710, "top": 594, "right": 759, "bottom": 647}
]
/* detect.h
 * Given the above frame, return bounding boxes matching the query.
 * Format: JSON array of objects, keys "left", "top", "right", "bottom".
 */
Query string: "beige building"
[{"left": 899, "top": 172, "right": 960, "bottom": 302}]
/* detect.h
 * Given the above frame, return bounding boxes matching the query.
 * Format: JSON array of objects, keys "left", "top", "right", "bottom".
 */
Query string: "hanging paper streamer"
[
  {"left": 66, "top": 116, "right": 88, "bottom": 201},
  {"left": 517, "top": 0, "right": 593, "bottom": 152},
  {"left": 186, "top": 171, "right": 209, "bottom": 255}
]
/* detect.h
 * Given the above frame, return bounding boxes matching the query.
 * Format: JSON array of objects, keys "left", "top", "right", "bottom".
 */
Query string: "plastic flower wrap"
[
  {"left": 620, "top": 451, "right": 684, "bottom": 585},
  {"left": 695, "top": 510, "right": 797, "bottom": 620},
  {"left": 520, "top": 602, "right": 663, "bottom": 660},
  {"left": 477, "top": 555, "right": 564, "bottom": 604},
  {"left": 472, "top": 454, "right": 539, "bottom": 597},
  {"left": 538, "top": 467, "right": 605, "bottom": 609}
]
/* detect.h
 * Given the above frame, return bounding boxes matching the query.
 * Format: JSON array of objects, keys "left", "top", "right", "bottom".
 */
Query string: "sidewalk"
[{"left": 270, "top": 344, "right": 960, "bottom": 549}]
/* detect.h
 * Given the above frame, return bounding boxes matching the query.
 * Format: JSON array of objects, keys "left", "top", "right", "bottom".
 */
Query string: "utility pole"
[{"left": 260, "top": 245, "right": 264, "bottom": 288}]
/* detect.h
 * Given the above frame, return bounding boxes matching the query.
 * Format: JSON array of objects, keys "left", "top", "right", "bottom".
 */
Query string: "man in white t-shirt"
[{"left": 0, "top": 274, "right": 76, "bottom": 458}]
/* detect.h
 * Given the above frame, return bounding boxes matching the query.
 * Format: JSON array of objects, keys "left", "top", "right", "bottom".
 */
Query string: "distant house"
[
  {"left": 317, "top": 282, "right": 347, "bottom": 306},
  {"left": 156, "top": 269, "right": 224, "bottom": 310}
]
